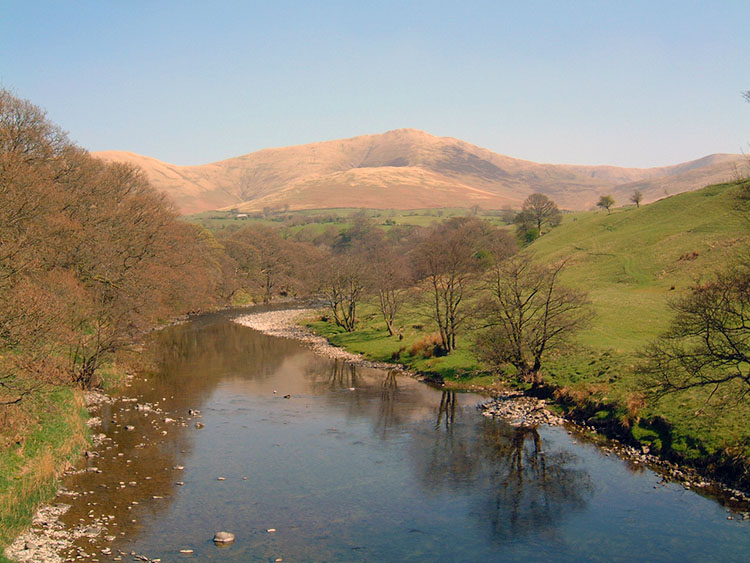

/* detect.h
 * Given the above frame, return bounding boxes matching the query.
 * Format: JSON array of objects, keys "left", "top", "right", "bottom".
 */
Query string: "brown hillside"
[{"left": 94, "top": 129, "right": 744, "bottom": 214}]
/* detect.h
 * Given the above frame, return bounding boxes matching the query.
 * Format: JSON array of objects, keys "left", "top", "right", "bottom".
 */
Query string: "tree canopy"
[{"left": 514, "top": 193, "right": 562, "bottom": 240}]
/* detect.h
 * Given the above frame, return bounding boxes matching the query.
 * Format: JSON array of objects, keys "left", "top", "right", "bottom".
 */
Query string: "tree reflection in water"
[
  {"left": 416, "top": 407, "right": 593, "bottom": 543},
  {"left": 479, "top": 420, "right": 593, "bottom": 542},
  {"left": 303, "top": 355, "right": 593, "bottom": 545},
  {"left": 436, "top": 390, "right": 456, "bottom": 429},
  {"left": 376, "top": 370, "right": 399, "bottom": 438}
]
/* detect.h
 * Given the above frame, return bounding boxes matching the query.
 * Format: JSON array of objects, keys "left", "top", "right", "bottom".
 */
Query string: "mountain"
[{"left": 94, "top": 129, "right": 745, "bottom": 215}]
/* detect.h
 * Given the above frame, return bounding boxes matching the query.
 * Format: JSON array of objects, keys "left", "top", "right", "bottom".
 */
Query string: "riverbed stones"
[
  {"left": 232, "top": 309, "right": 409, "bottom": 372},
  {"left": 479, "top": 392, "right": 564, "bottom": 427},
  {"left": 213, "top": 531, "right": 235, "bottom": 544}
]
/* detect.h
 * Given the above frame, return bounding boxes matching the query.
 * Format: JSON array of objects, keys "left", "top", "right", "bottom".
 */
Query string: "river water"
[{"left": 56, "top": 308, "right": 750, "bottom": 562}]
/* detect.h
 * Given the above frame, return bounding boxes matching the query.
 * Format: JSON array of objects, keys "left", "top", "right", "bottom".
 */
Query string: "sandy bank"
[{"left": 232, "top": 308, "right": 409, "bottom": 372}]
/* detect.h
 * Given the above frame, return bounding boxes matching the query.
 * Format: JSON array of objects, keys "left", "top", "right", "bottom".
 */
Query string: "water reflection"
[
  {"left": 52, "top": 313, "right": 748, "bottom": 562},
  {"left": 377, "top": 370, "right": 399, "bottom": 438},
  {"left": 436, "top": 390, "right": 456, "bottom": 429},
  {"left": 478, "top": 423, "right": 593, "bottom": 542},
  {"left": 415, "top": 407, "right": 593, "bottom": 544}
]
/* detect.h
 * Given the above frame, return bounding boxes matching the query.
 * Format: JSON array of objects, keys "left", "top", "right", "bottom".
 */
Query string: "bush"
[{"left": 408, "top": 334, "right": 445, "bottom": 358}]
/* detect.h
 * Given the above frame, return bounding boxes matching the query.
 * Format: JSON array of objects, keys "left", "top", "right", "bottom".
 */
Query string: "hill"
[
  {"left": 94, "top": 129, "right": 745, "bottom": 215},
  {"left": 528, "top": 181, "right": 748, "bottom": 351}
]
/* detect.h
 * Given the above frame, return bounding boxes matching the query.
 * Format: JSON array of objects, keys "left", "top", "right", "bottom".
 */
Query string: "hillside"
[
  {"left": 94, "top": 129, "right": 744, "bottom": 215},
  {"left": 528, "top": 181, "right": 748, "bottom": 352}
]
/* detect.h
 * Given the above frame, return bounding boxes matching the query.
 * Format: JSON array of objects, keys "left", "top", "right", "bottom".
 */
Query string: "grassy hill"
[{"left": 530, "top": 181, "right": 747, "bottom": 352}]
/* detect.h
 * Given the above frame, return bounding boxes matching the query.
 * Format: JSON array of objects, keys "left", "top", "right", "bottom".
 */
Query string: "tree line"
[
  {"left": 218, "top": 208, "right": 592, "bottom": 382},
  {"left": 0, "top": 90, "right": 224, "bottom": 415}
]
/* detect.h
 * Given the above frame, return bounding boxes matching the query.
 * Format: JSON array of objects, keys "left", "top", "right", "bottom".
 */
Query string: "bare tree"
[
  {"left": 477, "top": 255, "right": 591, "bottom": 381},
  {"left": 639, "top": 262, "right": 750, "bottom": 403},
  {"left": 369, "top": 246, "right": 412, "bottom": 336},
  {"left": 0, "top": 89, "right": 222, "bottom": 392},
  {"left": 318, "top": 253, "right": 368, "bottom": 332},
  {"left": 630, "top": 189, "right": 643, "bottom": 208},
  {"left": 414, "top": 217, "right": 516, "bottom": 352},
  {"left": 597, "top": 195, "right": 615, "bottom": 214}
]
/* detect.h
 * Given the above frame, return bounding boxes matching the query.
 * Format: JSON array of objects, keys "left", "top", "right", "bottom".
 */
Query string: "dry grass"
[
  {"left": 95, "top": 129, "right": 746, "bottom": 215},
  {"left": 408, "top": 333, "right": 444, "bottom": 359},
  {"left": 0, "top": 387, "right": 89, "bottom": 550}
]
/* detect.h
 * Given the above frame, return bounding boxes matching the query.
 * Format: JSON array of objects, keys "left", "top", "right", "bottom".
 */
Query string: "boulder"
[{"left": 213, "top": 531, "right": 235, "bottom": 544}]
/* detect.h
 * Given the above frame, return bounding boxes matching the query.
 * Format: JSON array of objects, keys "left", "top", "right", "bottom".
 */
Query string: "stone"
[
  {"left": 82, "top": 525, "right": 102, "bottom": 537},
  {"left": 124, "top": 425, "right": 135, "bottom": 431},
  {"left": 194, "top": 422, "right": 205, "bottom": 429},
  {"left": 213, "top": 531, "right": 235, "bottom": 544}
]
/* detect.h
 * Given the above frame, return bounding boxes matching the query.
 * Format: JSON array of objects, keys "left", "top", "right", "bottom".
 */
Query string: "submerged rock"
[{"left": 213, "top": 531, "right": 235, "bottom": 544}]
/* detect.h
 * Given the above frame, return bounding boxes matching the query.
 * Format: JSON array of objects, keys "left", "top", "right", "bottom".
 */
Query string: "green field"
[{"left": 187, "top": 206, "right": 514, "bottom": 234}]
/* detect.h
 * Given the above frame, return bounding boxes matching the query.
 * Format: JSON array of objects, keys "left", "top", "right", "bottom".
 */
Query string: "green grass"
[
  {"left": 531, "top": 182, "right": 747, "bottom": 351},
  {"left": 306, "top": 301, "right": 490, "bottom": 382},
  {"left": 0, "top": 386, "right": 90, "bottom": 553},
  {"left": 186, "top": 207, "right": 514, "bottom": 233}
]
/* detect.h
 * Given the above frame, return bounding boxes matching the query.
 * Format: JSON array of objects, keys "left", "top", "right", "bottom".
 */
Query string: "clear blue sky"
[{"left": 2, "top": 0, "right": 749, "bottom": 167}]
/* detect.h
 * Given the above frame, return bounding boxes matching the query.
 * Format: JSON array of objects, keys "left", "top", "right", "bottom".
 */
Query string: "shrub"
[{"left": 408, "top": 334, "right": 445, "bottom": 358}]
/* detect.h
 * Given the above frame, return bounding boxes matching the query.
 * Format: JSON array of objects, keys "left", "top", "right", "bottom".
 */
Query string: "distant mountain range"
[{"left": 94, "top": 129, "right": 744, "bottom": 215}]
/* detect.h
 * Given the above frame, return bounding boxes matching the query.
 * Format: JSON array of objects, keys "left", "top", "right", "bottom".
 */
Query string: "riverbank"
[
  {"left": 232, "top": 306, "right": 750, "bottom": 510},
  {"left": 1, "top": 367, "right": 144, "bottom": 562},
  {"left": 233, "top": 308, "right": 416, "bottom": 373},
  {"left": 0, "top": 388, "right": 90, "bottom": 563}
]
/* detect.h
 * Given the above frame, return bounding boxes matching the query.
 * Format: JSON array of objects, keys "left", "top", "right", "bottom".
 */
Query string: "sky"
[{"left": 2, "top": 0, "right": 749, "bottom": 167}]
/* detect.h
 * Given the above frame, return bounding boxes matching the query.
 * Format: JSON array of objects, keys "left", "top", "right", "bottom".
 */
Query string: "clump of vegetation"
[
  {"left": 408, "top": 333, "right": 445, "bottom": 358},
  {"left": 0, "top": 89, "right": 227, "bottom": 548}
]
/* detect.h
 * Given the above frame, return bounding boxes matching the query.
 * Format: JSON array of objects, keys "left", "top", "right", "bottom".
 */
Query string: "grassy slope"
[
  {"left": 307, "top": 181, "right": 750, "bottom": 477},
  {"left": 530, "top": 182, "right": 747, "bottom": 352},
  {"left": 0, "top": 387, "right": 89, "bottom": 555},
  {"left": 529, "top": 182, "right": 749, "bottom": 464}
]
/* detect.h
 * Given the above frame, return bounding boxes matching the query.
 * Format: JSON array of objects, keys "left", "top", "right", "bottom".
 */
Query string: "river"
[{"left": 48, "top": 308, "right": 750, "bottom": 562}]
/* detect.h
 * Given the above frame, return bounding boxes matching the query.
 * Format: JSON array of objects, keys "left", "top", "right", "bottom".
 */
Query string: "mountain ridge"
[{"left": 94, "top": 129, "right": 744, "bottom": 215}]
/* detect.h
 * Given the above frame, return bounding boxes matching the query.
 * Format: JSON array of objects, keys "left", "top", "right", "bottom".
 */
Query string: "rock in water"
[{"left": 213, "top": 531, "right": 235, "bottom": 544}]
